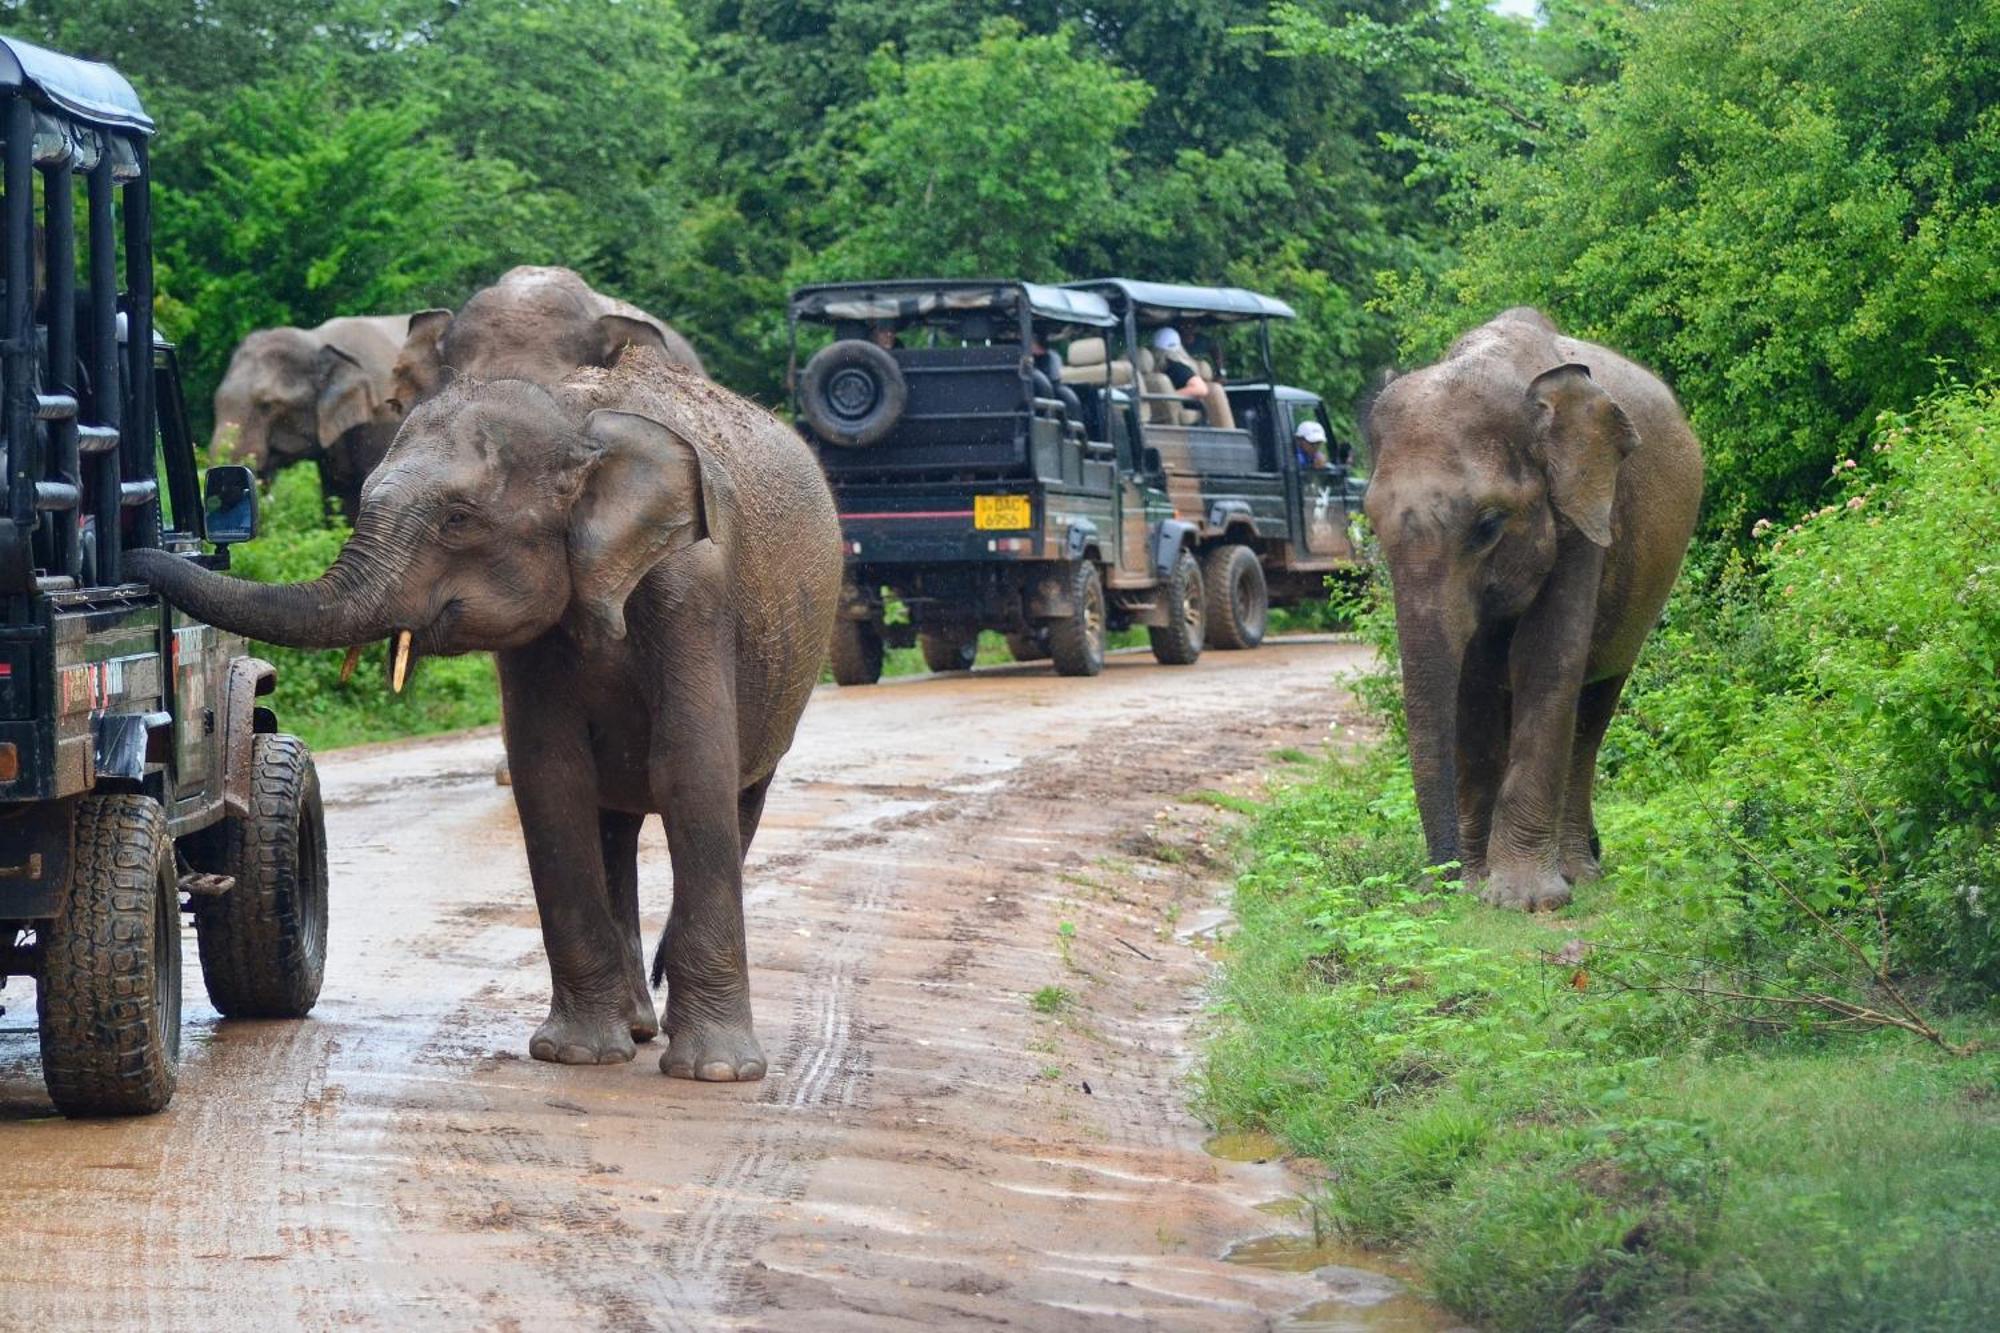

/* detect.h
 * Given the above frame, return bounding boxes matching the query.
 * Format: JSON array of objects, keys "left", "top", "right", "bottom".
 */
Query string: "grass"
[
  {"left": 1200, "top": 743, "right": 2000, "bottom": 1332},
  {"left": 1030, "top": 984, "right": 1074, "bottom": 1015}
]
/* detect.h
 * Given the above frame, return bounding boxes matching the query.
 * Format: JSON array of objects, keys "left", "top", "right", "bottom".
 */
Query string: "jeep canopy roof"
[
  {"left": 1066, "top": 279, "right": 1295, "bottom": 326},
  {"left": 789, "top": 279, "right": 1116, "bottom": 331},
  {"left": 0, "top": 35, "right": 153, "bottom": 133}
]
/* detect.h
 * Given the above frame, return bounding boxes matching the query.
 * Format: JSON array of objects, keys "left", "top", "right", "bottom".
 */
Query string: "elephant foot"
[
  {"left": 1560, "top": 846, "right": 1603, "bottom": 885},
  {"left": 1480, "top": 864, "right": 1573, "bottom": 913},
  {"left": 661, "top": 1018, "right": 766, "bottom": 1082},
  {"left": 627, "top": 981, "right": 660, "bottom": 1044},
  {"left": 530, "top": 1008, "right": 638, "bottom": 1065}
]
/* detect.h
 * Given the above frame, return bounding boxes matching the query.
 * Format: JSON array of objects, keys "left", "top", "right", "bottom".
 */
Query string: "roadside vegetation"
[{"left": 1205, "top": 2, "right": 2000, "bottom": 1327}]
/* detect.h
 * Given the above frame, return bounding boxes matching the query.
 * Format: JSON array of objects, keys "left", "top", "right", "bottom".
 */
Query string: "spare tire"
[{"left": 800, "top": 340, "right": 908, "bottom": 447}]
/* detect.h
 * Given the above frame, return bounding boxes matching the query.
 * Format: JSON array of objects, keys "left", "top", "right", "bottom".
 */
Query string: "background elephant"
[
  {"left": 211, "top": 315, "right": 412, "bottom": 520},
  {"left": 389, "top": 265, "right": 705, "bottom": 411},
  {"left": 1361, "top": 308, "right": 1703, "bottom": 910},
  {"left": 131, "top": 351, "right": 842, "bottom": 1079}
]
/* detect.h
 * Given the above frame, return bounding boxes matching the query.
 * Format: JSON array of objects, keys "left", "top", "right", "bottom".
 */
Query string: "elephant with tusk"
[
  {"left": 130, "top": 351, "right": 842, "bottom": 1078},
  {"left": 1361, "top": 308, "right": 1703, "bottom": 911}
]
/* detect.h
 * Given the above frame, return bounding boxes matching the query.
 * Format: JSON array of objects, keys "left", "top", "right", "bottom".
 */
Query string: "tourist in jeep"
[
  {"left": 1151, "top": 326, "right": 1209, "bottom": 402},
  {"left": 1294, "top": 419, "right": 1331, "bottom": 470}
]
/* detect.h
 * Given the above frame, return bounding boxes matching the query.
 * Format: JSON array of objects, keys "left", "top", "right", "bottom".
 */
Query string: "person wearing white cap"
[
  {"left": 1150, "top": 325, "right": 1209, "bottom": 401},
  {"left": 1294, "top": 418, "right": 1330, "bottom": 470}
]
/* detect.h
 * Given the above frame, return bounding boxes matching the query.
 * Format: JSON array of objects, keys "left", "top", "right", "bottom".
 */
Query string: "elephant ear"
[
  {"left": 1526, "top": 363, "right": 1638, "bottom": 548},
  {"left": 315, "top": 344, "right": 378, "bottom": 448},
  {"left": 568, "top": 408, "right": 734, "bottom": 639},
  {"left": 596, "top": 313, "right": 669, "bottom": 366},
  {"left": 388, "top": 308, "right": 454, "bottom": 414}
]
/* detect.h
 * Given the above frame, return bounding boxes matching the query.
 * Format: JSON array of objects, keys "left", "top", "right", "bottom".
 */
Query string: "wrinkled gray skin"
[
  {"left": 131, "top": 352, "right": 842, "bottom": 1078},
  {"left": 1362, "top": 309, "right": 1703, "bottom": 911},
  {"left": 211, "top": 315, "right": 412, "bottom": 520},
  {"left": 389, "top": 265, "right": 705, "bottom": 413}
]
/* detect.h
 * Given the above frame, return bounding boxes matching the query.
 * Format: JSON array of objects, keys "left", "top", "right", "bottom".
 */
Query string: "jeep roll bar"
[
  {"left": 1, "top": 36, "right": 160, "bottom": 606},
  {"left": 1064, "top": 279, "right": 1296, "bottom": 387}
]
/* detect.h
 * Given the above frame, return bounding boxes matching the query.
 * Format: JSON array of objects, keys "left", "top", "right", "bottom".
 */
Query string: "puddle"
[
  {"left": 1225, "top": 1235, "right": 1465, "bottom": 1332},
  {"left": 1202, "top": 1130, "right": 1283, "bottom": 1162},
  {"left": 1255, "top": 1195, "right": 1308, "bottom": 1217}
]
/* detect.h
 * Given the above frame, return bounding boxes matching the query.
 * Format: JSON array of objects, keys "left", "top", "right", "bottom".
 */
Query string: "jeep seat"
[{"left": 1063, "top": 336, "right": 1132, "bottom": 387}]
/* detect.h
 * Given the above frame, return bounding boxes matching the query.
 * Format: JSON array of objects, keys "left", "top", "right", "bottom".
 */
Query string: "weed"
[
  {"left": 1184, "top": 789, "right": 1261, "bottom": 816},
  {"left": 1029, "top": 985, "right": 1072, "bottom": 1015}
]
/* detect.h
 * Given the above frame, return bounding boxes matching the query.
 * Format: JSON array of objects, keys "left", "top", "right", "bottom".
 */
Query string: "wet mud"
[{"left": 0, "top": 637, "right": 1459, "bottom": 1330}]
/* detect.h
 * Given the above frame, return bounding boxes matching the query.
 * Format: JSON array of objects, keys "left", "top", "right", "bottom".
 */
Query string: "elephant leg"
[
  {"left": 1454, "top": 629, "right": 1512, "bottom": 886},
  {"left": 651, "top": 704, "right": 764, "bottom": 1083},
  {"left": 1484, "top": 544, "right": 1605, "bottom": 911},
  {"left": 500, "top": 664, "right": 636, "bottom": 1065},
  {"left": 599, "top": 808, "right": 658, "bottom": 1043},
  {"left": 1560, "top": 674, "right": 1626, "bottom": 884},
  {"left": 738, "top": 775, "right": 773, "bottom": 863}
]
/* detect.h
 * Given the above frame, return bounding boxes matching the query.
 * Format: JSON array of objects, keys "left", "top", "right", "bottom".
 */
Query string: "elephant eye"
[
  {"left": 1469, "top": 508, "right": 1508, "bottom": 551},
  {"left": 440, "top": 506, "right": 478, "bottom": 535}
]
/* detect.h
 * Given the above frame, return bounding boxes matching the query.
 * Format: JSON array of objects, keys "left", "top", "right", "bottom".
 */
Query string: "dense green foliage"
[{"left": 1380, "top": 0, "right": 2000, "bottom": 536}]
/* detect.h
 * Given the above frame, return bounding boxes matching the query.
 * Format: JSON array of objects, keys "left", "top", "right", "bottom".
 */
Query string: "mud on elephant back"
[
  {"left": 130, "top": 351, "right": 843, "bottom": 1081},
  {"left": 1361, "top": 308, "right": 1703, "bottom": 911}
]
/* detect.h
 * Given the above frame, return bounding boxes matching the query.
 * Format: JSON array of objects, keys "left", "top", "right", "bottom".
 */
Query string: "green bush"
[{"left": 1612, "top": 379, "right": 2000, "bottom": 998}]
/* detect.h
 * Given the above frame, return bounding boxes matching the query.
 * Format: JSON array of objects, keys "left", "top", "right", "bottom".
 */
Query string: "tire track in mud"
[{"left": 656, "top": 827, "right": 909, "bottom": 1323}]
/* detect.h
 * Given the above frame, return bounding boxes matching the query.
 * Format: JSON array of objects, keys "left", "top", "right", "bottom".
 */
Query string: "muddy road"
[{"left": 0, "top": 638, "right": 1457, "bottom": 1331}]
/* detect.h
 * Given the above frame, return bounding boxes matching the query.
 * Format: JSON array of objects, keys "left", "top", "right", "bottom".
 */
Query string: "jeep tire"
[
  {"left": 830, "top": 619, "right": 884, "bottom": 686},
  {"left": 38, "top": 795, "right": 181, "bottom": 1117},
  {"left": 195, "top": 734, "right": 329, "bottom": 1019},
  {"left": 920, "top": 629, "right": 979, "bottom": 673},
  {"left": 799, "top": 340, "right": 908, "bottom": 447},
  {"left": 1148, "top": 549, "right": 1206, "bottom": 666},
  {"left": 1203, "top": 544, "right": 1268, "bottom": 650},
  {"left": 1049, "top": 562, "right": 1107, "bottom": 678},
  {"left": 1005, "top": 629, "right": 1050, "bottom": 663}
]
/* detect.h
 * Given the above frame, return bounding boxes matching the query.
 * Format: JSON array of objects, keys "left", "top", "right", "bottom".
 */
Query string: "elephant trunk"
[
  {"left": 124, "top": 510, "right": 411, "bottom": 650},
  {"left": 1391, "top": 591, "right": 1469, "bottom": 869}
]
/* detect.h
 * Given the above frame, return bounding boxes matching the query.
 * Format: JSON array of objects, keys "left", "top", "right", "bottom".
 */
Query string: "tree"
[
  {"left": 807, "top": 21, "right": 1151, "bottom": 280},
  {"left": 155, "top": 78, "right": 543, "bottom": 414},
  {"left": 1382, "top": 0, "right": 2000, "bottom": 535}
]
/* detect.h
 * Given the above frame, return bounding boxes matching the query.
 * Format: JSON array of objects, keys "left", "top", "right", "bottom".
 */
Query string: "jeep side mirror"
[{"left": 203, "top": 465, "right": 259, "bottom": 546}]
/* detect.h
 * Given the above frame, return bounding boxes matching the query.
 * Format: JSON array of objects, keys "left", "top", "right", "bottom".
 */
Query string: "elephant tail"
[{"left": 649, "top": 923, "right": 671, "bottom": 990}]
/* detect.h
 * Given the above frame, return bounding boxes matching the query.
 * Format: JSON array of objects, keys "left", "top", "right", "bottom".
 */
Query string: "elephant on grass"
[{"left": 1362, "top": 308, "right": 1703, "bottom": 911}]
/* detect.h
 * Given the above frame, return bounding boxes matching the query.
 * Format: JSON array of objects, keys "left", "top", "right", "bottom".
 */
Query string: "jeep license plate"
[{"left": 974, "top": 495, "right": 1031, "bottom": 530}]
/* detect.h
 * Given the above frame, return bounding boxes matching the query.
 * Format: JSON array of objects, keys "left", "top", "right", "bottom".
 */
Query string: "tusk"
[
  {"left": 391, "top": 630, "right": 412, "bottom": 694},
  {"left": 339, "top": 644, "right": 364, "bottom": 684}
]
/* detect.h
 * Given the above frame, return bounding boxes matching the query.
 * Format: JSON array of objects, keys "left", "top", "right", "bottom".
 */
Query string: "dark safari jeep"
[
  {"left": 789, "top": 277, "right": 1366, "bottom": 685},
  {"left": 0, "top": 39, "right": 329, "bottom": 1116}
]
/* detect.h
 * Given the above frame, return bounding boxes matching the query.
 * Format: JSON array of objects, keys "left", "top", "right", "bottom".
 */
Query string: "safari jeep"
[
  {"left": 0, "top": 38, "right": 329, "bottom": 1116},
  {"left": 788, "top": 278, "right": 1367, "bottom": 685},
  {"left": 789, "top": 279, "right": 1212, "bottom": 682},
  {"left": 1064, "top": 278, "right": 1369, "bottom": 646}
]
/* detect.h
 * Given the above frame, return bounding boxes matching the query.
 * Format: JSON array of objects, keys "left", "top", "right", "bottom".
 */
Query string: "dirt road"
[{"left": 0, "top": 638, "right": 1456, "bottom": 1331}]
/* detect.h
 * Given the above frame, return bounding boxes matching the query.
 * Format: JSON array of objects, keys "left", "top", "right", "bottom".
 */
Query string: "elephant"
[
  {"left": 1361, "top": 308, "right": 1703, "bottom": 911},
  {"left": 211, "top": 315, "right": 413, "bottom": 520},
  {"left": 388, "top": 265, "right": 705, "bottom": 413},
  {"left": 129, "top": 350, "right": 843, "bottom": 1078}
]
